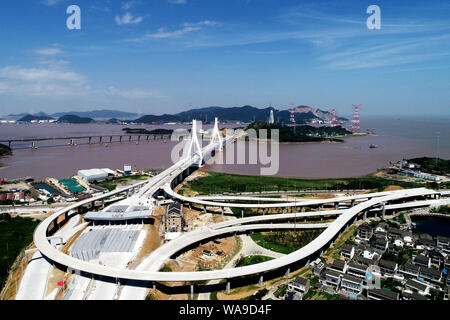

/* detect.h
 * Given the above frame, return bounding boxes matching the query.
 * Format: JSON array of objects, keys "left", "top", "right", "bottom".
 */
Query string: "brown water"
[{"left": 0, "top": 116, "right": 449, "bottom": 180}]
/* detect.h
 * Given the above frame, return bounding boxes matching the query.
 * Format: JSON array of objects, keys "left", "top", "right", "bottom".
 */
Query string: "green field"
[
  {"left": 250, "top": 230, "right": 323, "bottom": 254},
  {"left": 235, "top": 255, "right": 274, "bottom": 267},
  {"left": 0, "top": 214, "right": 39, "bottom": 291},
  {"left": 97, "top": 175, "right": 151, "bottom": 191},
  {"left": 180, "top": 171, "right": 422, "bottom": 195}
]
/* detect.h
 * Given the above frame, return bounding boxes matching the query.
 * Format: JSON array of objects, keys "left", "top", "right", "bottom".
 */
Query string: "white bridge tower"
[
  {"left": 185, "top": 119, "right": 205, "bottom": 167},
  {"left": 210, "top": 117, "right": 223, "bottom": 152}
]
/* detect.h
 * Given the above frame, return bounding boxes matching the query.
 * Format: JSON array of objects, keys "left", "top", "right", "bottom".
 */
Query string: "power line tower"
[
  {"left": 351, "top": 104, "right": 361, "bottom": 133},
  {"left": 289, "top": 102, "right": 296, "bottom": 124}
]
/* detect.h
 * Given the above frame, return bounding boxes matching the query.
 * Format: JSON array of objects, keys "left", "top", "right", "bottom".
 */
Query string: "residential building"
[
  {"left": 288, "top": 277, "right": 310, "bottom": 297},
  {"left": 367, "top": 288, "right": 399, "bottom": 300},
  {"left": 378, "top": 259, "right": 398, "bottom": 277},
  {"left": 340, "top": 274, "right": 364, "bottom": 294},
  {"left": 340, "top": 244, "right": 355, "bottom": 260},
  {"left": 404, "top": 279, "right": 430, "bottom": 296},
  {"left": 165, "top": 203, "right": 185, "bottom": 232},
  {"left": 399, "top": 260, "right": 420, "bottom": 280},
  {"left": 357, "top": 224, "right": 373, "bottom": 241},
  {"left": 327, "top": 259, "right": 348, "bottom": 274},
  {"left": 419, "top": 267, "right": 442, "bottom": 283},
  {"left": 414, "top": 254, "right": 431, "bottom": 268},
  {"left": 347, "top": 261, "right": 369, "bottom": 279},
  {"left": 320, "top": 269, "right": 341, "bottom": 289}
]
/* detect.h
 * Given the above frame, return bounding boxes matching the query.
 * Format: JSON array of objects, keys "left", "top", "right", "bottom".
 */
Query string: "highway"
[{"left": 31, "top": 118, "right": 446, "bottom": 286}]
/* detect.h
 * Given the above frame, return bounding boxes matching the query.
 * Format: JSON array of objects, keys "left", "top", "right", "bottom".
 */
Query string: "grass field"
[
  {"left": 97, "top": 175, "right": 151, "bottom": 191},
  {"left": 235, "top": 255, "right": 275, "bottom": 267},
  {"left": 0, "top": 214, "right": 39, "bottom": 292},
  {"left": 179, "top": 171, "right": 422, "bottom": 195},
  {"left": 250, "top": 230, "right": 323, "bottom": 254}
]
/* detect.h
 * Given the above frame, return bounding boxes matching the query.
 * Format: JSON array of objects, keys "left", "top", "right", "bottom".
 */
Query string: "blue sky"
[{"left": 0, "top": 0, "right": 449, "bottom": 117}]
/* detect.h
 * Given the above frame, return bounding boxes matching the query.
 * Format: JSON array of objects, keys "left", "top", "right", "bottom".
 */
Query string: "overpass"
[{"left": 32, "top": 118, "right": 446, "bottom": 288}]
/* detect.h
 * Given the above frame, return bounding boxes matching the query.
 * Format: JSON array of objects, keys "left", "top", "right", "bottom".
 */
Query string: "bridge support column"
[
  {"left": 88, "top": 137, "right": 92, "bottom": 145},
  {"left": 302, "top": 207, "right": 305, "bottom": 213},
  {"left": 363, "top": 211, "right": 367, "bottom": 220},
  {"left": 129, "top": 136, "right": 132, "bottom": 142},
  {"left": 110, "top": 136, "right": 113, "bottom": 143},
  {"left": 285, "top": 268, "right": 290, "bottom": 278},
  {"left": 203, "top": 205, "right": 206, "bottom": 214},
  {"left": 335, "top": 203, "right": 339, "bottom": 210},
  {"left": 152, "top": 282, "right": 156, "bottom": 292},
  {"left": 101, "top": 199, "right": 105, "bottom": 207},
  {"left": 120, "top": 136, "right": 122, "bottom": 143},
  {"left": 351, "top": 200, "right": 355, "bottom": 207},
  {"left": 226, "top": 280, "right": 231, "bottom": 295},
  {"left": 126, "top": 190, "right": 129, "bottom": 198},
  {"left": 382, "top": 202, "right": 386, "bottom": 219},
  {"left": 31, "top": 141, "right": 37, "bottom": 149},
  {"left": 8, "top": 141, "right": 11, "bottom": 148},
  {"left": 190, "top": 284, "right": 194, "bottom": 299},
  {"left": 318, "top": 205, "right": 322, "bottom": 212},
  {"left": 147, "top": 135, "right": 149, "bottom": 141},
  {"left": 138, "top": 136, "right": 141, "bottom": 143},
  {"left": 99, "top": 136, "right": 103, "bottom": 144},
  {"left": 221, "top": 207, "right": 224, "bottom": 216},
  {"left": 258, "top": 275, "right": 263, "bottom": 287}
]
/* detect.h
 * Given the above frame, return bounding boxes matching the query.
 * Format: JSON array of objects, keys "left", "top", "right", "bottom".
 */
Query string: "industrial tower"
[
  {"left": 351, "top": 104, "right": 361, "bottom": 133},
  {"left": 210, "top": 117, "right": 224, "bottom": 152}
]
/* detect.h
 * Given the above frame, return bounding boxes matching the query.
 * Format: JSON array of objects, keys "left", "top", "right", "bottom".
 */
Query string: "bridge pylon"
[
  {"left": 185, "top": 120, "right": 205, "bottom": 168},
  {"left": 210, "top": 117, "right": 223, "bottom": 152}
]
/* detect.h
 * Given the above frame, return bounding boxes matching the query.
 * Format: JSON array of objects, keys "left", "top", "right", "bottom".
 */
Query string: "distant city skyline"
[{"left": 0, "top": 0, "right": 450, "bottom": 116}]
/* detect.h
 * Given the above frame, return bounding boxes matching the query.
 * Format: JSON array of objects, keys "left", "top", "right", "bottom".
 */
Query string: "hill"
[
  {"left": 245, "top": 121, "right": 351, "bottom": 143},
  {"left": 18, "top": 114, "right": 54, "bottom": 122},
  {"left": 135, "top": 105, "right": 347, "bottom": 124},
  {"left": 407, "top": 157, "right": 450, "bottom": 175},
  {"left": 57, "top": 114, "right": 95, "bottom": 124},
  {"left": 52, "top": 109, "right": 138, "bottom": 120}
]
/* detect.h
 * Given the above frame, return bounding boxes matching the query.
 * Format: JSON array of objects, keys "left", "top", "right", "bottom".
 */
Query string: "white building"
[{"left": 78, "top": 169, "right": 112, "bottom": 183}]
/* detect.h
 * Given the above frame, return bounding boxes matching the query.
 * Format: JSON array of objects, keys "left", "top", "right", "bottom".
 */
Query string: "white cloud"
[
  {"left": 34, "top": 47, "right": 63, "bottom": 56},
  {"left": 0, "top": 66, "right": 87, "bottom": 97},
  {"left": 115, "top": 12, "right": 144, "bottom": 25}
]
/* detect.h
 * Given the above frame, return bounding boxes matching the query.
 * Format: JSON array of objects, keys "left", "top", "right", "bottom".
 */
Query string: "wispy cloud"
[
  {"left": 0, "top": 65, "right": 87, "bottom": 97},
  {"left": 168, "top": 0, "right": 187, "bottom": 4},
  {"left": 34, "top": 47, "right": 63, "bottom": 56},
  {"left": 106, "top": 86, "right": 168, "bottom": 100},
  {"left": 130, "top": 20, "right": 218, "bottom": 41},
  {"left": 115, "top": 12, "right": 144, "bottom": 25},
  {"left": 41, "top": 0, "right": 63, "bottom": 6},
  {"left": 122, "top": 0, "right": 138, "bottom": 10}
]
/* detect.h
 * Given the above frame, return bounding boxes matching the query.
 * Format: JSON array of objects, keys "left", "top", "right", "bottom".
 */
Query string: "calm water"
[
  {"left": 0, "top": 116, "right": 449, "bottom": 180},
  {"left": 412, "top": 216, "right": 450, "bottom": 238}
]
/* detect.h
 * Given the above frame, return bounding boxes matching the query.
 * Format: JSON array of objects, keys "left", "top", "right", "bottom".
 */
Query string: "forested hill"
[{"left": 245, "top": 121, "right": 351, "bottom": 143}]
